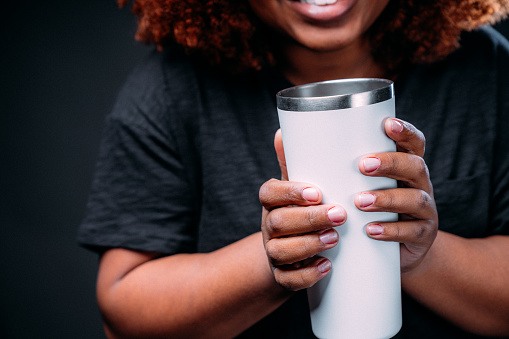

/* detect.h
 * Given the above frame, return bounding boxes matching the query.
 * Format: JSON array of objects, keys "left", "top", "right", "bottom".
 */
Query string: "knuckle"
[
  {"left": 265, "top": 211, "right": 285, "bottom": 235},
  {"left": 417, "top": 190, "right": 433, "bottom": 210},
  {"left": 386, "top": 153, "right": 398, "bottom": 170},
  {"left": 374, "top": 191, "right": 395, "bottom": 211},
  {"left": 415, "top": 224, "right": 427, "bottom": 239},
  {"left": 417, "top": 130, "right": 426, "bottom": 150},
  {"left": 407, "top": 156, "right": 429, "bottom": 187},
  {"left": 401, "top": 121, "right": 426, "bottom": 156},
  {"left": 265, "top": 241, "right": 285, "bottom": 265},
  {"left": 294, "top": 269, "right": 316, "bottom": 290},
  {"left": 275, "top": 270, "right": 299, "bottom": 291},
  {"left": 304, "top": 207, "right": 322, "bottom": 228},
  {"left": 296, "top": 271, "right": 312, "bottom": 289},
  {"left": 383, "top": 223, "right": 400, "bottom": 239},
  {"left": 284, "top": 183, "right": 304, "bottom": 202},
  {"left": 383, "top": 191, "right": 396, "bottom": 210},
  {"left": 301, "top": 236, "right": 316, "bottom": 255},
  {"left": 259, "top": 178, "right": 279, "bottom": 206},
  {"left": 410, "top": 127, "right": 426, "bottom": 155},
  {"left": 405, "top": 122, "right": 422, "bottom": 140},
  {"left": 274, "top": 264, "right": 320, "bottom": 291},
  {"left": 415, "top": 156, "right": 429, "bottom": 177},
  {"left": 395, "top": 224, "right": 402, "bottom": 239}
]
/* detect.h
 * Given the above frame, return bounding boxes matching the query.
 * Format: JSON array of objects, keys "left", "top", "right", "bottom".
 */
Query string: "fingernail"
[
  {"left": 391, "top": 119, "right": 403, "bottom": 133},
  {"left": 320, "top": 229, "right": 338, "bottom": 245},
  {"left": 302, "top": 187, "right": 319, "bottom": 202},
  {"left": 358, "top": 193, "right": 375, "bottom": 208},
  {"left": 317, "top": 259, "right": 332, "bottom": 273},
  {"left": 367, "top": 224, "right": 384, "bottom": 235},
  {"left": 327, "top": 206, "right": 346, "bottom": 224},
  {"left": 362, "top": 157, "right": 381, "bottom": 173}
]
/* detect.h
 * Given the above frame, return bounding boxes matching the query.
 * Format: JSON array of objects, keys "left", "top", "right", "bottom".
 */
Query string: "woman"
[{"left": 78, "top": 0, "right": 509, "bottom": 338}]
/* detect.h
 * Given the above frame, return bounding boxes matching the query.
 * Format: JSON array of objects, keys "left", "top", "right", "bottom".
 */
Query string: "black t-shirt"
[{"left": 78, "top": 27, "right": 509, "bottom": 338}]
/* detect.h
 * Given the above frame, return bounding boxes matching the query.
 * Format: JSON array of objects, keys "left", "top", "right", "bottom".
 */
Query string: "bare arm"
[
  {"left": 401, "top": 231, "right": 509, "bottom": 336},
  {"left": 97, "top": 232, "right": 291, "bottom": 339}
]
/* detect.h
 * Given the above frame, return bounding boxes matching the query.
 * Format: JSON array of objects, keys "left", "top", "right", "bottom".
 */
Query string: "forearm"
[
  {"left": 401, "top": 230, "right": 509, "bottom": 336},
  {"left": 97, "top": 232, "right": 291, "bottom": 339}
]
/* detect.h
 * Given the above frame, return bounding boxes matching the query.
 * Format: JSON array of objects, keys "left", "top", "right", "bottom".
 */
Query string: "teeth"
[{"left": 300, "top": 0, "right": 338, "bottom": 5}]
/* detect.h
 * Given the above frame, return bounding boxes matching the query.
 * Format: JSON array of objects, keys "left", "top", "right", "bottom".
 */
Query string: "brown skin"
[
  {"left": 98, "top": 119, "right": 509, "bottom": 338},
  {"left": 97, "top": 1, "right": 509, "bottom": 337},
  {"left": 248, "top": 0, "right": 390, "bottom": 83},
  {"left": 402, "top": 233, "right": 509, "bottom": 335},
  {"left": 262, "top": 119, "right": 438, "bottom": 289},
  {"left": 262, "top": 121, "right": 509, "bottom": 335},
  {"left": 121, "top": 0, "right": 509, "bottom": 72},
  {"left": 97, "top": 234, "right": 291, "bottom": 338}
]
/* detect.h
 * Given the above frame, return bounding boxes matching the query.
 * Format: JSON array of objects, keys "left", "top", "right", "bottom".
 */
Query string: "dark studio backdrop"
[{"left": 1, "top": 1, "right": 509, "bottom": 338}]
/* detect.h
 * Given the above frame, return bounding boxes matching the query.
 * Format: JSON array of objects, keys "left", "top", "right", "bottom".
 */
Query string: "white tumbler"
[{"left": 276, "top": 79, "right": 402, "bottom": 339}]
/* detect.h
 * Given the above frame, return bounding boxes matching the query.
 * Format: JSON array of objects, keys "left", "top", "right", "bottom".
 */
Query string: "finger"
[
  {"left": 274, "top": 256, "right": 332, "bottom": 291},
  {"left": 355, "top": 189, "right": 435, "bottom": 220},
  {"left": 384, "top": 118, "right": 426, "bottom": 157},
  {"left": 274, "top": 129, "right": 288, "bottom": 181},
  {"left": 265, "top": 228, "right": 339, "bottom": 266},
  {"left": 364, "top": 220, "right": 437, "bottom": 248},
  {"left": 264, "top": 205, "right": 346, "bottom": 238},
  {"left": 365, "top": 220, "right": 438, "bottom": 273},
  {"left": 259, "top": 178, "right": 322, "bottom": 210},
  {"left": 358, "top": 153, "right": 432, "bottom": 193}
]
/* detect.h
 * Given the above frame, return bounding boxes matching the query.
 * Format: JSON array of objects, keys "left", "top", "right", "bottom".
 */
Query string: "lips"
[
  {"left": 296, "top": 0, "right": 339, "bottom": 5},
  {"left": 297, "top": 0, "right": 339, "bottom": 4},
  {"left": 287, "top": 0, "right": 356, "bottom": 22}
]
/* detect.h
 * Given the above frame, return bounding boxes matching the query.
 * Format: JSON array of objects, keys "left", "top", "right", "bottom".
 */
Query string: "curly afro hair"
[{"left": 118, "top": 0, "right": 509, "bottom": 72}]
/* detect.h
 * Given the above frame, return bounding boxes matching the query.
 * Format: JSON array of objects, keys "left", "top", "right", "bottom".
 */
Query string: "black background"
[
  {"left": 1, "top": 1, "right": 508, "bottom": 338},
  {"left": 2, "top": 1, "right": 149, "bottom": 338}
]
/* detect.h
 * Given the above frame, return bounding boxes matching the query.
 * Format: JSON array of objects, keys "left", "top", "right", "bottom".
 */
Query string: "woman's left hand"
[{"left": 356, "top": 118, "right": 438, "bottom": 274}]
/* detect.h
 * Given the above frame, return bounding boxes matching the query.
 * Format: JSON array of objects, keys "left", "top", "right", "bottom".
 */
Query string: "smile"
[
  {"left": 296, "top": 0, "right": 339, "bottom": 5},
  {"left": 287, "top": 0, "right": 355, "bottom": 23}
]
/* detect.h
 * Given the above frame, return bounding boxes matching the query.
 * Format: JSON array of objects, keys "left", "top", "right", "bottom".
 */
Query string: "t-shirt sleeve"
[{"left": 77, "top": 52, "right": 199, "bottom": 254}]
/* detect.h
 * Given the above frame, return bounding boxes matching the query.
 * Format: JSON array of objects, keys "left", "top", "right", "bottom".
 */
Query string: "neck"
[{"left": 275, "top": 38, "right": 386, "bottom": 85}]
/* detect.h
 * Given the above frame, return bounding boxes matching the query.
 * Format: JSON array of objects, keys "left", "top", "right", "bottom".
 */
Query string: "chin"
[{"left": 295, "top": 35, "right": 359, "bottom": 52}]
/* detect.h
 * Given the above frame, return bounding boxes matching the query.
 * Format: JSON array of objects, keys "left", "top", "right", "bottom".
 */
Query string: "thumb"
[{"left": 274, "top": 129, "right": 288, "bottom": 181}]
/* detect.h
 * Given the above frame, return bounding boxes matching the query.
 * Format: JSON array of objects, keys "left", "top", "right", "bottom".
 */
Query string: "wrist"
[
  {"left": 401, "top": 231, "right": 441, "bottom": 287},
  {"left": 236, "top": 232, "right": 294, "bottom": 299}
]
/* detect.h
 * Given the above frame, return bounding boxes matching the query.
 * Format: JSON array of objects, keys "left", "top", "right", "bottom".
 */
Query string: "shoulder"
[
  {"left": 461, "top": 26, "right": 509, "bottom": 51},
  {"left": 452, "top": 26, "right": 509, "bottom": 68},
  {"left": 115, "top": 44, "right": 197, "bottom": 106},
  {"left": 394, "top": 26, "right": 509, "bottom": 145},
  {"left": 398, "top": 26, "right": 509, "bottom": 89},
  {"left": 107, "top": 45, "right": 200, "bottom": 132},
  {"left": 121, "top": 44, "right": 196, "bottom": 92},
  {"left": 456, "top": 26, "right": 509, "bottom": 104}
]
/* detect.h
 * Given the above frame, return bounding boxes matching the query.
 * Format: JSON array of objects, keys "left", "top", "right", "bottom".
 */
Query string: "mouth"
[
  {"left": 293, "top": 0, "right": 339, "bottom": 5},
  {"left": 287, "top": 0, "right": 354, "bottom": 22}
]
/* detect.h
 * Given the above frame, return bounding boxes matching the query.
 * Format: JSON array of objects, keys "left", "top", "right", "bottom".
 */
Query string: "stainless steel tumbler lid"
[{"left": 276, "top": 78, "right": 394, "bottom": 111}]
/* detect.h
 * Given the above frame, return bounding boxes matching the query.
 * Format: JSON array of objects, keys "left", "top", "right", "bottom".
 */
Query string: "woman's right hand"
[{"left": 259, "top": 130, "right": 347, "bottom": 291}]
